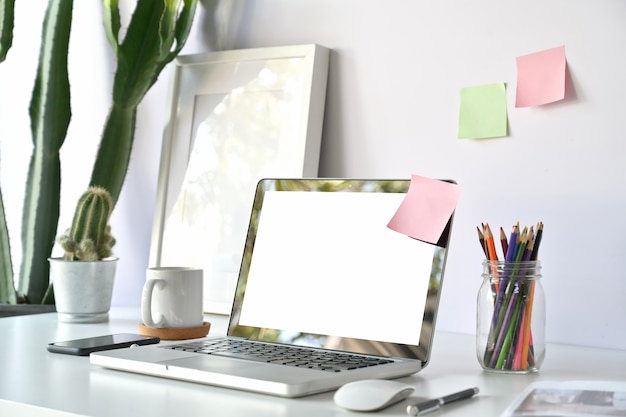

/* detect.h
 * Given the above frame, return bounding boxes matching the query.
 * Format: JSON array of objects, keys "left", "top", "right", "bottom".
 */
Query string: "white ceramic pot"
[{"left": 48, "top": 257, "right": 118, "bottom": 323}]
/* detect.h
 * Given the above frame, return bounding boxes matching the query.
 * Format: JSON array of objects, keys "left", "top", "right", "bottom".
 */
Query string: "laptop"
[{"left": 91, "top": 178, "right": 456, "bottom": 397}]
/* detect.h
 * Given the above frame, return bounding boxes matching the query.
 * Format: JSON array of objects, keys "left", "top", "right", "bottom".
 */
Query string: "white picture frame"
[{"left": 149, "top": 45, "right": 330, "bottom": 314}]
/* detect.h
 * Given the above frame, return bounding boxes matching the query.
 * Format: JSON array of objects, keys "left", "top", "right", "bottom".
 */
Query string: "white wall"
[{"left": 1, "top": 1, "right": 625, "bottom": 351}]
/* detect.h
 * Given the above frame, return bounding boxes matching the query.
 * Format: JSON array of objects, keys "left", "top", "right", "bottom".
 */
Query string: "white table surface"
[{"left": 1, "top": 307, "right": 625, "bottom": 417}]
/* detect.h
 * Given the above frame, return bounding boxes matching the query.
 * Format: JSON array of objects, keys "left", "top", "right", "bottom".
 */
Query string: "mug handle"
[{"left": 141, "top": 279, "right": 165, "bottom": 328}]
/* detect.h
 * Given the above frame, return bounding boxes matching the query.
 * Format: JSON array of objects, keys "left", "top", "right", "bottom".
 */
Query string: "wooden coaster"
[{"left": 138, "top": 321, "right": 211, "bottom": 340}]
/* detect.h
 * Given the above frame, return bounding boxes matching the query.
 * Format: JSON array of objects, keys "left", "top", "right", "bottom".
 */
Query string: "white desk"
[{"left": 1, "top": 307, "right": 625, "bottom": 417}]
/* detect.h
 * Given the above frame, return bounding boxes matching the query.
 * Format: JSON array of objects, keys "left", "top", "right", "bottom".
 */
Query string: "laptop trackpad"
[{"left": 163, "top": 355, "right": 263, "bottom": 374}]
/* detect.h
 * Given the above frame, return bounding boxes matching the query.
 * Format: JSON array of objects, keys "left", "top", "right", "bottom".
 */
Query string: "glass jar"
[{"left": 476, "top": 260, "right": 545, "bottom": 373}]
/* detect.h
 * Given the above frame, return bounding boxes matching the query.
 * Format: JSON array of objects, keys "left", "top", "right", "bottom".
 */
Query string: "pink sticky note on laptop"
[
  {"left": 515, "top": 45, "right": 567, "bottom": 107},
  {"left": 387, "top": 175, "right": 461, "bottom": 245}
]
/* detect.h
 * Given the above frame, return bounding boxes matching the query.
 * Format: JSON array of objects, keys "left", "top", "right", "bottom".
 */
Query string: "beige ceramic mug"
[{"left": 141, "top": 267, "right": 203, "bottom": 328}]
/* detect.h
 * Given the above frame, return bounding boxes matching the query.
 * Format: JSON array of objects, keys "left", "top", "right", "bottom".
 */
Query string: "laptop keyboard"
[{"left": 163, "top": 338, "right": 394, "bottom": 372}]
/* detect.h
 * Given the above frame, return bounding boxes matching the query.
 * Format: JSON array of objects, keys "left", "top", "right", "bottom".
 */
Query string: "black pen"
[{"left": 406, "top": 387, "right": 479, "bottom": 416}]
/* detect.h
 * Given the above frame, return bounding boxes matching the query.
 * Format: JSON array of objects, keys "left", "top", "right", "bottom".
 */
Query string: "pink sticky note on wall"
[
  {"left": 387, "top": 175, "right": 461, "bottom": 245},
  {"left": 515, "top": 45, "right": 567, "bottom": 107}
]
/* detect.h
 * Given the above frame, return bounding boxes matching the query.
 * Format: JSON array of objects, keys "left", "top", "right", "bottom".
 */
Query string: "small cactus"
[{"left": 58, "top": 186, "right": 116, "bottom": 261}]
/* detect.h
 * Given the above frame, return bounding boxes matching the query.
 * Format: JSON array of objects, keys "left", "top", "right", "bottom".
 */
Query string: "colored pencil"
[
  {"left": 484, "top": 224, "right": 499, "bottom": 262},
  {"left": 505, "top": 223, "right": 520, "bottom": 262},
  {"left": 520, "top": 222, "right": 542, "bottom": 368},
  {"left": 522, "top": 227, "right": 534, "bottom": 262},
  {"left": 499, "top": 227, "right": 508, "bottom": 259},
  {"left": 520, "top": 282, "right": 535, "bottom": 369},
  {"left": 477, "top": 226, "right": 488, "bottom": 258},
  {"left": 513, "top": 313, "right": 526, "bottom": 369},
  {"left": 530, "top": 222, "right": 543, "bottom": 261}
]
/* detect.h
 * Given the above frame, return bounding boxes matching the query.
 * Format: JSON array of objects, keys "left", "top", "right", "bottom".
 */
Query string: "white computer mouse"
[{"left": 333, "top": 379, "right": 416, "bottom": 412}]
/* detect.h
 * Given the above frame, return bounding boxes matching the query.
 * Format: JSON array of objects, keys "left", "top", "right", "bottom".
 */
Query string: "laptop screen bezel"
[{"left": 226, "top": 178, "right": 454, "bottom": 368}]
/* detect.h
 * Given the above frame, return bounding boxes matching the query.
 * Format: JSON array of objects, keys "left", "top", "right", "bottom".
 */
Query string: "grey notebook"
[{"left": 91, "top": 178, "right": 455, "bottom": 397}]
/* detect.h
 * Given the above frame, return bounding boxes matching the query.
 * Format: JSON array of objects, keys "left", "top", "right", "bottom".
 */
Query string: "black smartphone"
[{"left": 47, "top": 333, "right": 160, "bottom": 356}]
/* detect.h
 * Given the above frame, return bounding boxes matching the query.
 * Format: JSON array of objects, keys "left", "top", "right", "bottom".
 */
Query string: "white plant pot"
[{"left": 49, "top": 257, "right": 118, "bottom": 323}]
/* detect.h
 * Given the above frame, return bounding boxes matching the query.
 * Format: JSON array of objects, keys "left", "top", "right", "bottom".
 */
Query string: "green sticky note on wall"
[{"left": 458, "top": 82, "right": 508, "bottom": 139}]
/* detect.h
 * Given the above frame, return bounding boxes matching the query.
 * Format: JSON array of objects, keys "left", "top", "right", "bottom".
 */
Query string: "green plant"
[
  {"left": 0, "top": 0, "right": 14, "bottom": 62},
  {"left": 0, "top": 0, "right": 198, "bottom": 305},
  {"left": 58, "top": 187, "right": 116, "bottom": 262},
  {"left": 90, "top": 0, "right": 198, "bottom": 205},
  {"left": 0, "top": 0, "right": 72, "bottom": 304},
  {"left": 0, "top": 0, "right": 16, "bottom": 304}
]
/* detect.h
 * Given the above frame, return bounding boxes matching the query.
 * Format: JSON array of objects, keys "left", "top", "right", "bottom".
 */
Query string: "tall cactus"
[
  {"left": 0, "top": 0, "right": 16, "bottom": 304},
  {"left": 90, "top": 0, "right": 198, "bottom": 204},
  {"left": 0, "top": 0, "right": 14, "bottom": 62},
  {"left": 58, "top": 186, "right": 115, "bottom": 262},
  {"left": 17, "top": 0, "right": 72, "bottom": 304},
  {"left": 0, "top": 193, "right": 14, "bottom": 304}
]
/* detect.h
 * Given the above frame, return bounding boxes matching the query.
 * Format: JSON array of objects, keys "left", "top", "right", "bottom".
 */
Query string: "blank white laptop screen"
[
  {"left": 239, "top": 190, "right": 433, "bottom": 346},
  {"left": 227, "top": 178, "right": 453, "bottom": 362}
]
